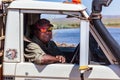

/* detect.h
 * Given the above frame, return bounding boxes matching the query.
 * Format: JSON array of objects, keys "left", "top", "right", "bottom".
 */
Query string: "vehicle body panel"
[
  {"left": 2, "top": 0, "right": 120, "bottom": 80},
  {"left": 84, "top": 65, "right": 120, "bottom": 80},
  {"left": 15, "top": 63, "right": 80, "bottom": 80},
  {"left": 3, "top": 1, "right": 87, "bottom": 80},
  {"left": 8, "top": 0, "right": 86, "bottom": 11},
  {"left": 4, "top": 9, "right": 20, "bottom": 62},
  {"left": 3, "top": 63, "right": 17, "bottom": 76}
]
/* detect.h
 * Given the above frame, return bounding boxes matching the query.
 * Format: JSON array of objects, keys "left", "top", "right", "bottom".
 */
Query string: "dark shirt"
[
  {"left": 24, "top": 36, "right": 62, "bottom": 63},
  {"left": 30, "top": 36, "right": 62, "bottom": 56}
]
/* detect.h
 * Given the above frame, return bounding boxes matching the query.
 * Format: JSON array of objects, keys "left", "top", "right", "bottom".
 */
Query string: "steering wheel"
[{"left": 70, "top": 43, "right": 80, "bottom": 64}]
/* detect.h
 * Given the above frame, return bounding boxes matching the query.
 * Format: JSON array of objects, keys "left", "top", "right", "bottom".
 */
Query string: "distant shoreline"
[
  {"left": 107, "top": 27, "right": 120, "bottom": 28},
  {"left": 53, "top": 25, "right": 120, "bottom": 30},
  {"left": 106, "top": 26, "right": 120, "bottom": 28},
  {"left": 102, "top": 16, "right": 120, "bottom": 28},
  {"left": 52, "top": 16, "right": 120, "bottom": 29}
]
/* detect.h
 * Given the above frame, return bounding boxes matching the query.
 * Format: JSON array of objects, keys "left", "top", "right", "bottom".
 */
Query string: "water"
[
  {"left": 108, "top": 28, "right": 120, "bottom": 45},
  {"left": 53, "top": 28, "right": 80, "bottom": 45},
  {"left": 53, "top": 28, "right": 120, "bottom": 45}
]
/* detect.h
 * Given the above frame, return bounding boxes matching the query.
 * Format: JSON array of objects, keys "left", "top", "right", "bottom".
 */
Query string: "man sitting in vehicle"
[{"left": 24, "top": 19, "right": 66, "bottom": 64}]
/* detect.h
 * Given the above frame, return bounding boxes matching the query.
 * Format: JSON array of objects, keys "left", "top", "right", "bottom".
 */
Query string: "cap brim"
[{"left": 48, "top": 24, "right": 53, "bottom": 27}]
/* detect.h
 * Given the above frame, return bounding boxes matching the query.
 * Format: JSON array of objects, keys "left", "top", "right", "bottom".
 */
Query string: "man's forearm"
[{"left": 40, "top": 54, "right": 59, "bottom": 64}]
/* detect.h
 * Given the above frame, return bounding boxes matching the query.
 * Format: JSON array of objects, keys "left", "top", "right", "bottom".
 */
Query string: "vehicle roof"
[{"left": 8, "top": 0, "right": 86, "bottom": 11}]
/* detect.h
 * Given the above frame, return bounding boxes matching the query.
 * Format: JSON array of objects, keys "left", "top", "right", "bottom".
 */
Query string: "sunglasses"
[{"left": 39, "top": 27, "right": 53, "bottom": 33}]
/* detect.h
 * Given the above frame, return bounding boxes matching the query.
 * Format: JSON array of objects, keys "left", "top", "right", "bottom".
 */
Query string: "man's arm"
[
  {"left": 39, "top": 54, "right": 65, "bottom": 64},
  {"left": 24, "top": 41, "right": 65, "bottom": 64}
]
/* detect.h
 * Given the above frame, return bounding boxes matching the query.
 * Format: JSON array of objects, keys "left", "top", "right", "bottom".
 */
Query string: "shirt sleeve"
[{"left": 24, "top": 42, "right": 46, "bottom": 64}]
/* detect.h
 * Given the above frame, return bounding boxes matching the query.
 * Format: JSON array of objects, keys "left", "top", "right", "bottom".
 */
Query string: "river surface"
[{"left": 53, "top": 28, "right": 120, "bottom": 45}]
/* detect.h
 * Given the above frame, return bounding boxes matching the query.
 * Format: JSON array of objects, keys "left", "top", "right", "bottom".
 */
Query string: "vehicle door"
[{"left": 15, "top": 12, "right": 81, "bottom": 80}]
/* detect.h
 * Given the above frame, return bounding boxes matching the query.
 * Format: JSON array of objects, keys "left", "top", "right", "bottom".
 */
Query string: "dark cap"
[{"left": 35, "top": 19, "right": 53, "bottom": 28}]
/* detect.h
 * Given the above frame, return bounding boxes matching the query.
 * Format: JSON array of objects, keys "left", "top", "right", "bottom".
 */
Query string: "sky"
[
  {"left": 82, "top": 0, "right": 120, "bottom": 16},
  {"left": 39, "top": 0, "right": 120, "bottom": 16},
  {"left": 0, "top": 0, "right": 119, "bottom": 15}
]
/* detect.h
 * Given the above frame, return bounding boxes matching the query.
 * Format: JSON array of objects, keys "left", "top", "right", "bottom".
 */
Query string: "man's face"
[{"left": 35, "top": 25, "right": 52, "bottom": 43}]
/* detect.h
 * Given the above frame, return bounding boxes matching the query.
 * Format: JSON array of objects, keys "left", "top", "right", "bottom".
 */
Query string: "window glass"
[
  {"left": 23, "top": 13, "right": 110, "bottom": 65},
  {"left": 23, "top": 13, "right": 80, "bottom": 64},
  {"left": 89, "top": 34, "right": 110, "bottom": 65},
  {"left": 41, "top": 14, "right": 80, "bottom": 47}
]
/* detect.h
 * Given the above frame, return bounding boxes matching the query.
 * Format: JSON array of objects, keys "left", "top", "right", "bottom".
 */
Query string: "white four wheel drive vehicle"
[{"left": 0, "top": 0, "right": 120, "bottom": 80}]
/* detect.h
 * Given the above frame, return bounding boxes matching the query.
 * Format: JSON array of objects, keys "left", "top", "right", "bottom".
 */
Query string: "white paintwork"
[
  {"left": 3, "top": 0, "right": 120, "bottom": 80},
  {"left": 3, "top": 63, "right": 17, "bottom": 76},
  {"left": 84, "top": 65, "right": 120, "bottom": 80},
  {"left": 82, "top": 10, "right": 89, "bottom": 19},
  {"left": 20, "top": 12, "right": 24, "bottom": 62},
  {"left": 15, "top": 63, "right": 81, "bottom": 80},
  {"left": 3, "top": 1, "right": 86, "bottom": 79},
  {"left": 8, "top": 0, "right": 86, "bottom": 11},
  {"left": 4, "top": 9, "right": 20, "bottom": 62},
  {"left": 80, "top": 20, "right": 89, "bottom": 67}
]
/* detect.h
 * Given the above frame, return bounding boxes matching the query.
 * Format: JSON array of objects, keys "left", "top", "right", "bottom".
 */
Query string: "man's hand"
[
  {"left": 56, "top": 55, "right": 66, "bottom": 63},
  {"left": 40, "top": 54, "right": 66, "bottom": 64}
]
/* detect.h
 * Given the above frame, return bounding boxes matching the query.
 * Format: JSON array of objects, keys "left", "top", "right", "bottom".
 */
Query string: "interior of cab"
[
  {"left": 23, "top": 13, "right": 79, "bottom": 63},
  {"left": 23, "top": 13, "right": 110, "bottom": 65}
]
